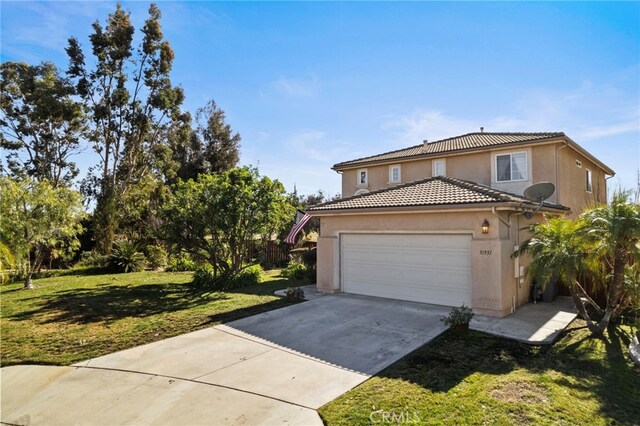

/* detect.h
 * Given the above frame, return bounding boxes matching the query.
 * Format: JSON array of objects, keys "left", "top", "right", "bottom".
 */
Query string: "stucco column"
[
  {"left": 471, "top": 238, "right": 514, "bottom": 317},
  {"left": 317, "top": 236, "right": 340, "bottom": 293}
]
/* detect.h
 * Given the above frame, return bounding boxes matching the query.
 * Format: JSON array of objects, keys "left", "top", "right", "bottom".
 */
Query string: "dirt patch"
[{"left": 491, "top": 381, "right": 549, "bottom": 404}]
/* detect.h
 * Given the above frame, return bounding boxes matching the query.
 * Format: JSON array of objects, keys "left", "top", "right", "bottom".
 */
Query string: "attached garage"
[
  {"left": 341, "top": 233, "right": 472, "bottom": 307},
  {"left": 309, "top": 176, "right": 569, "bottom": 317}
]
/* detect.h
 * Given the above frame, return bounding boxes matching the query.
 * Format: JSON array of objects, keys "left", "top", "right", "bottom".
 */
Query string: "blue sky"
[{"left": 2, "top": 1, "right": 638, "bottom": 197}]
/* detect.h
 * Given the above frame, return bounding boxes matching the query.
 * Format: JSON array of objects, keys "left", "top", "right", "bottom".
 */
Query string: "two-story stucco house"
[{"left": 307, "top": 131, "right": 614, "bottom": 317}]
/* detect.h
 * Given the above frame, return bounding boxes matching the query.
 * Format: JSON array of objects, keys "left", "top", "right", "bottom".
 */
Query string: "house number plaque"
[{"left": 479, "top": 250, "right": 492, "bottom": 255}]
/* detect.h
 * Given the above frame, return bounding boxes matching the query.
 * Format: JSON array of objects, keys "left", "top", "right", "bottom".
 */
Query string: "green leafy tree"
[
  {"left": 518, "top": 192, "right": 640, "bottom": 335},
  {"left": 66, "top": 3, "right": 184, "bottom": 254},
  {"left": 195, "top": 100, "right": 240, "bottom": 174},
  {"left": 164, "top": 111, "right": 207, "bottom": 184},
  {"left": 0, "top": 177, "right": 84, "bottom": 289},
  {"left": 162, "top": 167, "right": 293, "bottom": 278},
  {"left": 0, "top": 61, "right": 86, "bottom": 188}
]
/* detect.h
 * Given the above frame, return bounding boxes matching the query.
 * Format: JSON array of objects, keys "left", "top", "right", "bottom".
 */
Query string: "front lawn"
[
  {"left": 320, "top": 322, "right": 639, "bottom": 425},
  {"left": 1, "top": 269, "right": 298, "bottom": 366}
]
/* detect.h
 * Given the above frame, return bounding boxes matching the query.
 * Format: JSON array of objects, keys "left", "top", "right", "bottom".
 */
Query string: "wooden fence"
[{"left": 245, "top": 240, "right": 290, "bottom": 266}]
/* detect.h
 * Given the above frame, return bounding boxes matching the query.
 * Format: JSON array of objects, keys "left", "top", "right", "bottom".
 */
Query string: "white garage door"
[{"left": 341, "top": 233, "right": 471, "bottom": 306}]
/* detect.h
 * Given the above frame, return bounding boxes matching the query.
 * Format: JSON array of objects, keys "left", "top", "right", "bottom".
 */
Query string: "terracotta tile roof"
[
  {"left": 333, "top": 132, "right": 565, "bottom": 169},
  {"left": 308, "top": 176, "right": 569, "bottom": 212}
]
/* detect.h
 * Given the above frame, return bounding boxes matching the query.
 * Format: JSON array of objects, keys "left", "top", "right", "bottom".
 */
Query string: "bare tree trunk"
[
  {"left": 24, "top": 272, "right": 34, "bottom": 289},
  {"left": 570, "top": 282, "right": 601, "bottom": 335},
  {"left": 594, "top": 249, "right": 626, "bottom": 334}
]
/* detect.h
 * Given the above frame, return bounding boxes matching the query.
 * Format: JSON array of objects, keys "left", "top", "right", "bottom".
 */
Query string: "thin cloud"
[
  {"left": 384, "top": 79, "right": 639, "bottom": 146},
  {"left": 271, "top": 75, "right": 319, "bottom": 98}
]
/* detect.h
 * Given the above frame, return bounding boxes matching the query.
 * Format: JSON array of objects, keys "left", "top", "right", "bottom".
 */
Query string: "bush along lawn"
[
  {"left": 319, "top": 322, "right": 640, "bottom": 426},
  {"left": 1, "top": 269, "right": 300, "bottom": 366}
]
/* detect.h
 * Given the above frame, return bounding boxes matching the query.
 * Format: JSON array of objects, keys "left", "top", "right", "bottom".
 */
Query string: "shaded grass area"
[
  {"left": 1, "top": 270, "right": 298, "bottom": 366},
  {"left": 320, "top": 322, "right": 640, "bottom": 425}
]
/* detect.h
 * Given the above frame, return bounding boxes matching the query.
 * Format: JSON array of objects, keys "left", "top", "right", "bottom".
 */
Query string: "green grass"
[
  {"left": 1, "top": 269, "right": 300, "bottom": 366},
  {"left": 319, "top": 322, "right": 640, "bottom": 426}
]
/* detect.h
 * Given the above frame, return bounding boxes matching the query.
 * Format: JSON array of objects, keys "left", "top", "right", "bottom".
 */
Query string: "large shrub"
[
  {"left": 145, "top": 245, "right": 168, "bottom": 269},
  {"left": 109, "top": 240, "right": 146, "bottom": 273},
  {"left": 191, "top": 264, "right": 264, "bottom": 291},
  {"left": 166, "top": 253, "right": 196, "bottom": 272},
  {"left": 162, "top": 167, "right": 293, "bottom": 279},
  {"left": 282, "top": 261, "right": 307, "bottom": 281}
]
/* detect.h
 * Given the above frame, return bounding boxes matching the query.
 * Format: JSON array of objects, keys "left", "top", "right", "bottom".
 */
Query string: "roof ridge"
[
  {"left": 427, "top": 131, "right": 564, "bottom": 144},
  {"left": 332, "top": 143, "right": 424, "bottom": 169},
  {"left": 333, "top": 131, "right": 566, "bottom": 168}
]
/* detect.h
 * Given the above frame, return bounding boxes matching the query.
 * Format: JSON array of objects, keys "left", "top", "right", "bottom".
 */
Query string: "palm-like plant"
[
  {"left": 518, "top": 217, "right": 603, "bottom": 333},
  {"left": 518, "top": 191, "right": 640, "bottom": 336},
  {"left": 109, "top": 240, "right": 146, "bottom": 273},
  {"left": 580, "top": 191, "right": 640, "bottom": 332}
]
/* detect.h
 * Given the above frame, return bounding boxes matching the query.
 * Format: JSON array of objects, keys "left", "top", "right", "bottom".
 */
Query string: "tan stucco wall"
[
  {"left": 317, "top": 210, "right": 532, "bottom": 317},
  {"left": 338, "top": 140, "right": 609, "bottom": 217},
  {"left": 557, "top": 146, "right": 607, "bottom": 217}
]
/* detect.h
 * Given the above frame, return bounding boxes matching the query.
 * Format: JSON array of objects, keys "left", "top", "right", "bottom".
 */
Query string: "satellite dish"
[{"left": 522, "top": 182, "right": 555, "bottom": 219}]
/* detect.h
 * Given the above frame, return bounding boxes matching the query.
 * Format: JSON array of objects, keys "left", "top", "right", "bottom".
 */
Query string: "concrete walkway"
[
  {"left": 471, "top": 297, "right": 578, "bottom": 344},
  {"left": 1, "top": 294, "right": 449, "bottom": 426}
]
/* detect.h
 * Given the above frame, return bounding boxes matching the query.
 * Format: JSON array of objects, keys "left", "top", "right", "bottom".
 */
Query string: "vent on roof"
[
  {"left": 480, "top": 127, "right": 484, "bottom": 133},
  {"left": 423, "top": 139, "right": 428, "bottom": 147}
]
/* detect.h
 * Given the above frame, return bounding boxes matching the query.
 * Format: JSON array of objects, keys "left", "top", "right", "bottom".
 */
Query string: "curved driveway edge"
[{"left": 1, "top": 294, "right": 450, "bottom": 425}]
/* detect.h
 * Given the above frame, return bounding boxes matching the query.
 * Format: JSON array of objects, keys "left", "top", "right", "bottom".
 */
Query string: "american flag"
[{"left": 284, "top": 211, "right": 312, "bottom": 244}]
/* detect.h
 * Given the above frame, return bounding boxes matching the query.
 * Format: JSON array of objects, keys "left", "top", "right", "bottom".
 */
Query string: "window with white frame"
[
  {"left": 432, "top": 159, "right": 446, "bottom": 177},
  {"left": 496, "top": 152, "right": 527, "bottom": 182},
  {"left": 389, "top": 165, "right": 401, "bottom": 183},
  {"left": 586, "top": 169, "right": 592, "bottom": 193},
  {"left": 357, "top": 169, "right": 368, "bottom": 186}
]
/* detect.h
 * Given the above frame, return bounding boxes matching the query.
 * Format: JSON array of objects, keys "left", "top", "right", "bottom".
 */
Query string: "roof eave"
[
  {"left": 562, "top": 135, "right": 615, "bottom": 175},
  {"left": 308, "top": 201, "right": 569, "bottom": 216}
]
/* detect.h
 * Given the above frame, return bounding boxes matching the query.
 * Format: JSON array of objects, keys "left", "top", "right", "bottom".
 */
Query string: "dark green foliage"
[
  {"left": 195, "top": 100, "right": 240, "bottom": 174},
  {"left": 440, "top": 304, "right": 475, "bottom": 327},
  {"left": 77, "top": 251, "right": 109, "bottom": 268},
  {"left": 109, "top": 240, "right": 146, "bottom": 273},
  {"left": 191, "top": 264, "right": 216, "bottom": 289},
  {"left": 162, "top": 167, "right": 293, "bottom": 278},
  {"left": 66, "top": 3, "right": 184, "bottom": 254},
  {"left": 237, "top": 264, "right": 264, "bottom": 287},
  {"left": 165, "top": 253, "right": 196, "bottom": 272},
  {"left": 285, "top": 286, "right": 305, "bottom": 301},
  {"left": 145, "top": 245, "right": 167, "bottom": 269},
  {"left": 0, "top": 61, "right": 86, "bottom": 187},
  {"left": 282, "top": 261, "right": 307, "bottom": 281},
  {"left": 162, "top": 100, "right": 241, "bottom": 185},
  {"left": 191, "top": 263, "right": 264, "bottom": 291}
]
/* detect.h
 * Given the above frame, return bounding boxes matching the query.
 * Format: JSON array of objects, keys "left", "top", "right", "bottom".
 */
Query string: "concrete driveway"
[{"left": 1, "top": 294, "right": 448, "bottom": 425}]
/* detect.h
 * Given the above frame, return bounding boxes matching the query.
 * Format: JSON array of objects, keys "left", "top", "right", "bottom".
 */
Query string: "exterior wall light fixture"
[{"left": 481, "top": 219, "right": 490, "bottom": 234}]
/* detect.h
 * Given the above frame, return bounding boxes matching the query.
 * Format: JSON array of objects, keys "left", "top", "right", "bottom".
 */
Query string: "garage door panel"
[{"left": 341, "top": 234, "right": 471, "bottom": 307}]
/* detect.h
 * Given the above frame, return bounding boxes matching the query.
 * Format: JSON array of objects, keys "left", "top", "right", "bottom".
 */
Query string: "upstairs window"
[
  {"left": 357, "top": 169, "right": 368, "bottom": 186},
  {"left": 496, "top": 152, "right": 527, "bottom": 182},
  {"left": 586, "top": 169, "right": 593, "bottom": 193},
  {"left": 432, "top": 159, "right": 446, "bottom": 177},
  {"left": 389, "top": 165, "right": 401, "bottom": 183}
]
